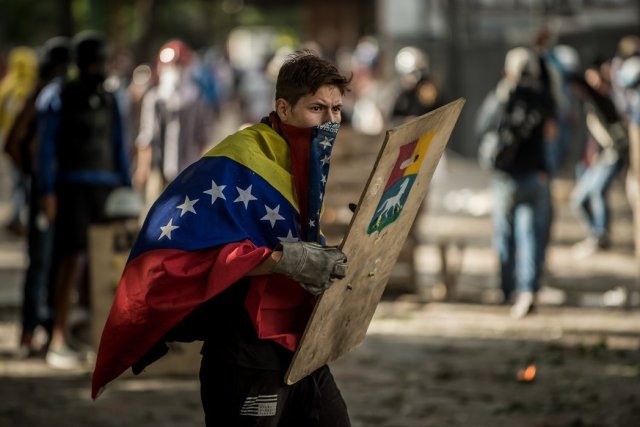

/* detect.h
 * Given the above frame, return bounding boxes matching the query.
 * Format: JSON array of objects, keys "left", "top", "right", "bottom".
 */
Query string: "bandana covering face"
[
  {"left": 91, "top": 114, "right": 340, "bottom": 399},
  {"left": 266, "top": 111, "right": 340, "bottom": 242}
]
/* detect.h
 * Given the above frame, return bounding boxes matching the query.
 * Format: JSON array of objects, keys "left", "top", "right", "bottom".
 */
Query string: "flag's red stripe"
[{"left": 91, "top": 240, "right": 271, "bottom": 399}]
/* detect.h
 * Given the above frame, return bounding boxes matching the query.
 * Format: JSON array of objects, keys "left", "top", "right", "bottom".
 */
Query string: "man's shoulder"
[
  {"left": 209, "top": 123, "right": 282, "bottom": 154},
  {"left": 36, "top": 79, "right": 65, "bottom": 112}
]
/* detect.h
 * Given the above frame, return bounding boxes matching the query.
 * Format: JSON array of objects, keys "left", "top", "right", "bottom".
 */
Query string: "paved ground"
[{"left": 1, "top": 142, "right": 640, "bottom": 426}]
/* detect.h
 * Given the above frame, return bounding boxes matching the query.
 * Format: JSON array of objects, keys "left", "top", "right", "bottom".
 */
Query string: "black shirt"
[{"left": 170, "top": 277, "right": 294, "bottom": 371}]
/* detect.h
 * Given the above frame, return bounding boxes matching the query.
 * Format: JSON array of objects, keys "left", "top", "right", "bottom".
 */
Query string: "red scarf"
[{"left": 267, "top": 111, "right": 314, "bottom": 240}]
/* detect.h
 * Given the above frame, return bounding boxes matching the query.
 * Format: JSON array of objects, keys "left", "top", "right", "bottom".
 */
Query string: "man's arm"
[
  {"left": 36, "top": 85, "right": 62, "bottom": 221},
  {"left": 245, "top": 242, "right": 348, "bottom": 295},
  {"left": 132, "top": 90, "right": 157, "bottom": 189},
  {"left": 246, "top": 251, "right": 282, "bottom": 276}
]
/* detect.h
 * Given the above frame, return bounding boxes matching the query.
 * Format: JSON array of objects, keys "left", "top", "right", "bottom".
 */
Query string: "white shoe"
[
  {"left": 571, "top": 236, "right": 599, "bottom": 260},
  {"left": 46, "top": 345, "right": 84, "bottom": 370},
  {"left": 510, "top": 292, "right": 535, "bottom": 319}
]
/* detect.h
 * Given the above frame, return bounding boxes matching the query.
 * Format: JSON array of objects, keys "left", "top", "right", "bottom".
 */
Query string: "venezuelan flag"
[{"left": 92, "top": 120, "right": 338, "bottom": 398}]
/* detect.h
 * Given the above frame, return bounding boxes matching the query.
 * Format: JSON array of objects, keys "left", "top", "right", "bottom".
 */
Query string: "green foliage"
[{"left": 0, "top": 0, "right": 303, "bottom": 63}]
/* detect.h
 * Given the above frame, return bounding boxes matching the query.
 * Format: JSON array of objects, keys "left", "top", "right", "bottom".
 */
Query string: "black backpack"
[{"left": 480, "top": 85, "right": 545, "bottom": 172}]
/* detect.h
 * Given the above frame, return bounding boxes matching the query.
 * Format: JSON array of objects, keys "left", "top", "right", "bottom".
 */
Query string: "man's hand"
[
  {"left": 272, "top": 241, "right": 348, "bottom": 295},
  {"left": 41, "top": 194, "right": 57, "bottom": 223}
]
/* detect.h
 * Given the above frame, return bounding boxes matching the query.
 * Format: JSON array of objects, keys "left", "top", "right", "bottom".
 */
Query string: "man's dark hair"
[
  {"left": 72, "top": 30, "right": 107, "bottom": 71},
  {"left": 275, "top": 50, "right": 351, "bottom": 106}
]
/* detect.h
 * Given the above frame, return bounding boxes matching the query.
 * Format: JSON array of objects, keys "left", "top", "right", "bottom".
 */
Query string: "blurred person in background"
[
  {"left": 0, "top": 46, "right": 38, "bottom": 235},
  {"left": 347, "top": 36, "right": 391, "bottom": 136},
  {"left": 38, "top": 31, "right": 131, "bottom": 368},
  {"left": 610, "top": 36, "right": 640, "bottom": 211},
  {"left": 543, "top": 44, "right": 585, "bottom": 175},
  {"left": 610, "top": 35, "right": 640, "bottom": 118},
  {"left": 4, "top": 37, "right": 71, "bottom": 358},
  {"left": 569, "top": 59, "right": 629, "bottom": 259},
  {"left": 476, "top": 47, "right": 557, "bottom": 318},
  {"left": 192, "top": 47, "right": 223, "bottom": 116},
  {"left": 617, "top": 55, "right": 640, "bottom": 224},
  {"left": 391, "top": 46, "right": 445, "bottom": 125},
  {"left": 126, "top": 63, "right": 153, "bottom": 155},
  {"left": 104, "top": 47, "right": 136, "bottom": 162},
  {"left": 133, "top": 39, "right": 211, "bottom": 209},
  {"left": 237, "top": 52, "right": 277, "bottom": 126}
]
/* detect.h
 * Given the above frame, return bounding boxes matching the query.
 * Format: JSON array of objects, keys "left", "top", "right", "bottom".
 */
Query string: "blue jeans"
[
  {"left": 9, "top": 164, "right": 29, "bottom": 225},
  {"left": 492, "top": 172, "right": 551, "bottom": 299},
  {"left": 571, "top": 156, "right": 625, "bottom": 240}
]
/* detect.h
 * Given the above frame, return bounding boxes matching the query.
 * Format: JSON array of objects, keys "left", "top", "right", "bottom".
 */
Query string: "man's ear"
[{"left": 276, "top": 98, "right": 289, "bottom": 122}]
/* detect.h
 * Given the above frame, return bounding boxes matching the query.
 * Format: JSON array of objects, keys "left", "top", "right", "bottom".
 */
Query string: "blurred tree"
[{"left": 0, "top": 0, "right": 302, "bottom": 63}]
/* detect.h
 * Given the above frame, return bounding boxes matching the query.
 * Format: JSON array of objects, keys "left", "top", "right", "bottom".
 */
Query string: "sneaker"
[
  {"left": 597, "top": 234, "right": 611, "bottom": 250},
  {"left": 45, "top": 345, "right": 84, "bottom": 370},
  {"left": 571, "top": 236, "right": 600, "bottom": 260},
  {"left": 16, "top": 331, "right": 34, "bottom": 360},
  {"left": 510, "top": 292, "right": 535, "bottom": 319},
  {"left": 67, "top": 337, "right": 96, "bottom": 364},
  {"left": 5, "top": 220, "right": 27, "bottom": 236}
]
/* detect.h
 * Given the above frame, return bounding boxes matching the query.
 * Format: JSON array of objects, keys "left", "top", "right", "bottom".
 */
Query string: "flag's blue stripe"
[{"left": 129, "top": 156, "right": 299, "bottom": 260}]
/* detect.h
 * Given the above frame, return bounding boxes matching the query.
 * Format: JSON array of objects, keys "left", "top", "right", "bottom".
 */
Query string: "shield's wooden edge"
[{"left": 285, "top": 98, "right": 466, "bottom": 385}]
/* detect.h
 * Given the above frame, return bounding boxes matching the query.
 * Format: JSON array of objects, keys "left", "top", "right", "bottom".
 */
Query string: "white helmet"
[
  {"left": 504, "top": 47, "right": 540, "bottom": 80},
  {"left": 552, "top": 44, "right": 580, "bottom": 74},
  {"left": 618, "top": 56, "right": 640, "bottom": 88},
  {"left": 105, "top": 187, "right": 144, "bottom": 219},
  {"left": 394, "top": 46, "right": 429, "bottom": 76}
]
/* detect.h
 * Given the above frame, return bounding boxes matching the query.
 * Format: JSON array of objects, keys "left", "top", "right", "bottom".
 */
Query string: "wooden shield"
[{"left": 285, "top": 98, "right": 465, "bottom": 384}]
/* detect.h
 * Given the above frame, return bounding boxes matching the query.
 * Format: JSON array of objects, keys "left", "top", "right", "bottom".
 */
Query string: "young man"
[
  {"left": 39, "top": 31, "right": 131, "bottom": 368},
  {"left": 5, "top": 36, "right": 72, "bottom": 358},
  {"left": 92, "top": 51, "right": 352, "bottom": 426}
]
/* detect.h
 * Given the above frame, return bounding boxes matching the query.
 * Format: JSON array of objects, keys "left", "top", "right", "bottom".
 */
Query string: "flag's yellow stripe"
[{"left": 204, "top": 123, "right": 299, "bottom": 212}]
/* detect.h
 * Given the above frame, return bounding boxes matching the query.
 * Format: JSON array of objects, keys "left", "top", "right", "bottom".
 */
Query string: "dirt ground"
[
  {"left": 2, "top": 148, "right": 640, "bottom": 426},
  {"left": 2, "top": 298, "right": 640, "bottom": 427}
]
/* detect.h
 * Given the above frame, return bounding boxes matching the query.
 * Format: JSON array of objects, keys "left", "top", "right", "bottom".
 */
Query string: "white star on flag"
[
  {"left": 159, "top": 218, "right": 179, "bottom": 240},
  {"left": 260, "top": 204, "right": 285, "bottom": 228},
  {"left": 176, "top": 195, "right": 199, "bottom": 216},
  {"left": 309, "top": 219, "right": 316, "bottom": 228},
  {"left": 234, "top": 185, "right": 258, "bottom": 209},
  {"left": 277, "top": 230, "right": 299, "bottom": 243},
  {"left": 203, "top": 180, "right": 226, "bottom": 204},
  {"left": 320, "top": 154, "right": 331, "bottom": 166},
  {"left": 319, "top": 137, "right": 332, "bottom": 150},
  {"left": 321, "top": 174, "right": 327, "bottom": 184}
]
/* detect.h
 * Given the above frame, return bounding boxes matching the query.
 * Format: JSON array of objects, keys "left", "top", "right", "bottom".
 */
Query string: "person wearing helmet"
[
  {"left": 0, "top": 46, "right": 38, "bottom": 236},
  {"left": 4, "top": 36, "right": 72, "bottom": 358},
  {"left": 475, "top": 46, "right": 557, "bottom": 319},
  {"left": 391, "top": 46, "right": 444, "bottom": 125},
  {"left": 38, "top": 30, "right": 131, "bottom": 369},
  {"left": 133, "top": 39, "right": 211, "bottom": 212}
]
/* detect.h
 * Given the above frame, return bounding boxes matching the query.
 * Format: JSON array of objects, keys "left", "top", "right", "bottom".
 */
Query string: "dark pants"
[
  {"left": 200, "top": 357, "right": 350, "bottom": 427},
  {"left": 571, "top": 156, "right": 625, "bottom": 241},
  {"left": 21, "top": 179, "right": 54, "bottom": 338},
  {"left": 53, "top": 182, "right": 114, "bottom": 257}
]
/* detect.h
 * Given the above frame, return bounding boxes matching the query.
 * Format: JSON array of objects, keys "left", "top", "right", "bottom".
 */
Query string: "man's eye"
[
  {"left": 332, "top": 106, "right": 342, "bottom": 113},
  {"left": 311, "top": 106, "right": 322, "bottom": 112}
]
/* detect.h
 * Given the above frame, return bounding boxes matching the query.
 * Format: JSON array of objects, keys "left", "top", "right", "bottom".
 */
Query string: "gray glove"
[{"left": 272, "top": 241, "right": 348, "bottom": 295}]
